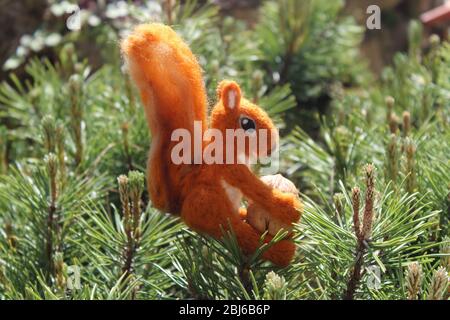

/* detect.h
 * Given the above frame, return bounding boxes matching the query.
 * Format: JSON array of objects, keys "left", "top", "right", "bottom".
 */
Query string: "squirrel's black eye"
[{"left": 240, "top": 117, "right": 256, "bottom": 132}]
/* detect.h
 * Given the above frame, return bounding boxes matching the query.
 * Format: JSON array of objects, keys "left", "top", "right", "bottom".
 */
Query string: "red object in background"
[{"left": 421, "top": 2, "right": 450, "bottom": 27}]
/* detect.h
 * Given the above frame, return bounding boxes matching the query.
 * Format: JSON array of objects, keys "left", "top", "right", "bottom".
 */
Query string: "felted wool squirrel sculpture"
[{"left": 121, "top": 23, "right": 302, "bottom": 267}]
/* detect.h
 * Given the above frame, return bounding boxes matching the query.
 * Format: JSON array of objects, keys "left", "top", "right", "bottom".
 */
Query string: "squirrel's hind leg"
[{"left": 181, "top": 187, "right": 296, "bottom": 267}]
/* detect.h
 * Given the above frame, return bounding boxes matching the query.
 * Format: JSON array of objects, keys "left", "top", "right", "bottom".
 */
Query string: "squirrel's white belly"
[{"left": 220, "top": 179, "right": 243, "bottom": 214}]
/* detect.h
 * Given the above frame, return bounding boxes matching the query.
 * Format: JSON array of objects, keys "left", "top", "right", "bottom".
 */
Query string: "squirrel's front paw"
[
  {"left": 247, "top": 206, "right": 294, "bottom": 236},
  {"left": 274, "top": 191, "right": 302, "bottom": 223},
  {"left": 264, "top": 174, "right": 301, "bottom": 223},
  {"left": 247, "top": 174, "right": 302, "bottom": 235}
]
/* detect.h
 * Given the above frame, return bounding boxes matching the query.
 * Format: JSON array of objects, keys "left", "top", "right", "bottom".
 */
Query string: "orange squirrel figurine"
[{"left": 121, "top": 23, "right": 302, "bottom": 267}]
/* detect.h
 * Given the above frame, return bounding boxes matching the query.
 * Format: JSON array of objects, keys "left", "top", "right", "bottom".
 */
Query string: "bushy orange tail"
[{"left": 121, "top": 23, "right": 208, "bottom": 213}]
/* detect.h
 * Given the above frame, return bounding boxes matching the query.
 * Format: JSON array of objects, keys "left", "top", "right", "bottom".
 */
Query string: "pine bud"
[
  {"left": 128, "top": 171, "right": 144, "bottom": 204},
  {"left": 117, "top": 175, "right": 129, "bottom": 190},
  {"left": 264, "top": 271, "right": 287, "bottom": 300},
  {"left": 68, "top": 74, "right": 82, "bottom": 96},
  {"left": 45, "top": 153, "right": 58, "bottom": 204},
  {"left": 45, "top": 153, "right": 58, "bottom": 181},
  {"left": 408, "top": 20, "right": 423, "bottom": 61},
  {"left": 55, "top": 122, "right": 65, "bottom": 154},
  {"left": 386, "top": 134, "right": 399, "bottom": 184},
  {"left": 404, "top": 138, "right": 417, "bottom": 193},
  {"left": 117, "top": 175, "right": 131, "bottom": 223},
  {"left": 41, "top": 115, "right": 56, "bottom": 153},
  {"left": 352, "top": 187, "right": 361, "bottom": 241},
  {"left": 59, "top": 43, "right": 76, "bottom": 76},
  {"left": 405, "top": 262, "right": 423, "bottom": 300},
  {"left": 389, "top": 112, "right": 399, "bottom": 135},
  {"left": 129, "top": 171, "right": 145, "bottom": 230},
  {"left": 402, "top": 111, "right": 411, "bottom": 137},
  {"left": 55, "top": 122, "right": 67, "bottom": 189},
  {"left": 385, "top": 96, "right": 395, "bottom": 123},
  {"left": 427, "top": 267, "right": 448, "bottom": 300},
  {"left": 68, "top": 74, "right": 84, "bottom": 166},
  {"left": 362, "top": 164, "right": 376, "bottom": 240},
  {"left": 121, "top": 122, "right": 129, "bottom": 144}
]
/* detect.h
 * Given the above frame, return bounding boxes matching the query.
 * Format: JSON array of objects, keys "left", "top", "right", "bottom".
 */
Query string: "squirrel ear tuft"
[{"left": 217, "top": 80, "right": 241, "bottom": 111}]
